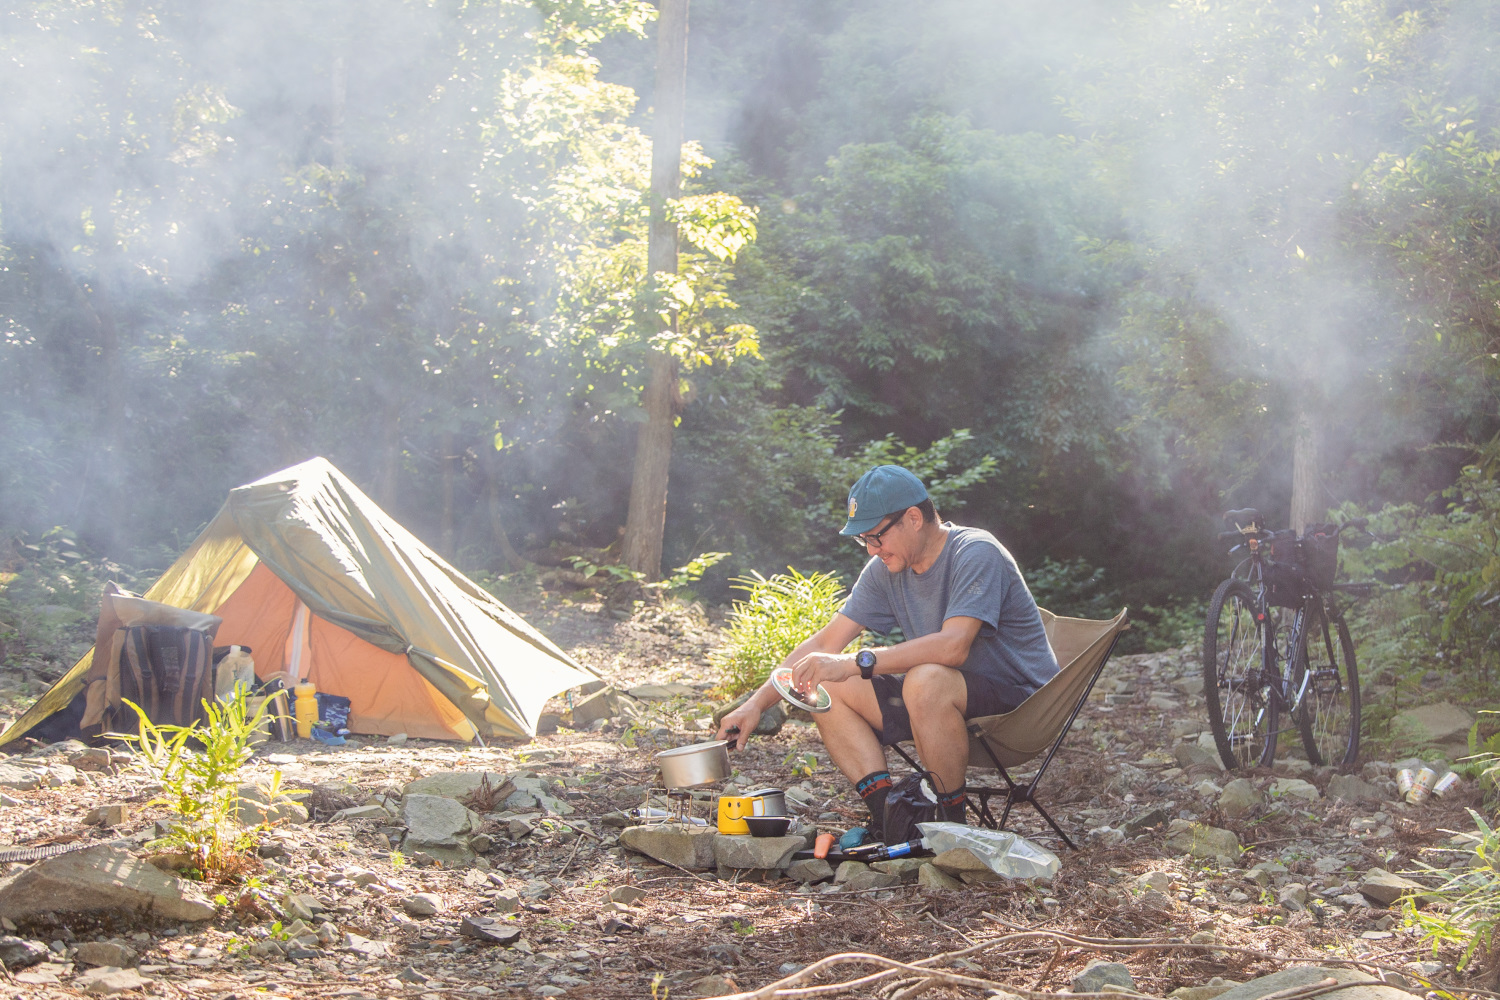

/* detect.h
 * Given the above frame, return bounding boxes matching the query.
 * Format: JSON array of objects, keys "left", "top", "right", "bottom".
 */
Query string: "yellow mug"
[{"left": 717, "top": 796, "right": 755, "bottom": 835}]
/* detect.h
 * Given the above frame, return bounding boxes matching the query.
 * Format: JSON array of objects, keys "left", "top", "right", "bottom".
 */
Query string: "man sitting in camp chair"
[{"left": 716, "top": 465, "right": 1059, "bottom": 841}]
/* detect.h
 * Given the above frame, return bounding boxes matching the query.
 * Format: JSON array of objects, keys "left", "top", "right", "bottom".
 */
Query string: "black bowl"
[{"left": 744, "top": 816, "right": 792, "bottom": 837}]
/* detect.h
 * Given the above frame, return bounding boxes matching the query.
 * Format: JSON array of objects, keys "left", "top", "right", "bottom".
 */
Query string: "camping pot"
[
  {"left": 742, "top": 787, "right": 787, "bottom": 817},
  {"left": 656, "top": 740, "right": 731, "bottom": 789}
]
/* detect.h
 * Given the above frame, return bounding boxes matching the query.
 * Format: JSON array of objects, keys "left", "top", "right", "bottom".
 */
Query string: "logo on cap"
[{"left": 847, "top": 497, "right": 857, "bottom": 518}]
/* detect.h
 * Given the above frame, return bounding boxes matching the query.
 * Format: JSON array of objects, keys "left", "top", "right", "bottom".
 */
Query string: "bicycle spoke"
[
  {"left": 1295, "top": 602, "right": 1361, "bottom": 768},
  {"left": 1204, "top": 579, "right": 1277, "bottom": 770}
]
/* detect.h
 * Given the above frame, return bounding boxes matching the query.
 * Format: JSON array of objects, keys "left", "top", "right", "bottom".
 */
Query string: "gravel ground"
[{"left": 0, "top": 599, "right": 1489, "bottom": 1000}]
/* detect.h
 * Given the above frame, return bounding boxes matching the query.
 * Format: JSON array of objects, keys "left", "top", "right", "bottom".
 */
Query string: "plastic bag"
[
  {"left": 916, "top": 821, "right": 1061, "bottom": 880},
  {"left": 883, "top": 772, "right": 939, "bottom": 844},
  {"left": 213, "top": 646, "right": 256, "bottom": 703}
]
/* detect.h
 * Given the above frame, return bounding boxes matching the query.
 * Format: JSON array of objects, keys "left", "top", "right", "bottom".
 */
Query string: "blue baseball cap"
[{"left": 840, "top": 466, "right": 929, "bottom": 536}]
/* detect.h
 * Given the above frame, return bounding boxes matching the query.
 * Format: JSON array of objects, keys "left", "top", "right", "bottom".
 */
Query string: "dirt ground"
[{"left": 0, "top": 599, "right": 1489, "bottom": 1000}]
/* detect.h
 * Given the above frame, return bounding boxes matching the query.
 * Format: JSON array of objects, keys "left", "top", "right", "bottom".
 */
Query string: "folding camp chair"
[{"left": 890, "top": 607, "right": 1129, "bottom": 849}]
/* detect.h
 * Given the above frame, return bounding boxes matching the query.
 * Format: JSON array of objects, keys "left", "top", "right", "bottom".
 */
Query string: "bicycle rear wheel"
[
  {"left": 1294, "top": 600, "right": 1360, "bottom": 768},
  {"left": 1203, "top": 578, "right": 1278, "bottom": 770}
]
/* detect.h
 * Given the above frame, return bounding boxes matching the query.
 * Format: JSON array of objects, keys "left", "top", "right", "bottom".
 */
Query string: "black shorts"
[{"left": 870, "top": 670, "right": 1031, "bottom": 746}]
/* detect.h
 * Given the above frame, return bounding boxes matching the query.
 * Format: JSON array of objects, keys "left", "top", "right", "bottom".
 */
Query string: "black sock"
[
  {"left": 937, "top": 784, "right": 968, "bottom": 824},
  {"left": 856, "top": 770, "right": 892, "bottom": 836}
]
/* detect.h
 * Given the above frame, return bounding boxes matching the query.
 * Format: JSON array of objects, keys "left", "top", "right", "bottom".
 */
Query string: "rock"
[
  {"left": 844, "top": 869, "right": 902, "bottom": 891},
  {"left": 1392, "top": 704, "right": 1475, "bottom": 745},
  {"left": 1326, "top": 774, "right": 1382, "bottom": 803},
  {"left": 330, "top": 804, "right": 392, "bottom": 822},
  {"left": 871, "top": 858, "right": 927, "bottom": 882},
  {"left": 73, "top": 941, "right": 139, "bottom": 968},
  {"left": 1089, "top": 826, "right": 1126, "bottom": 847},
  {"left": 0, "top": 764, "right": 41, "bottom": 791},
  {"left": 0, "top": 845, "right": 215, "bottom": 923},
  {"left": 918, "top": 864, "right": 964, "bottom": 890},
  {"left": 83, "top": 803, "right": 131, "bottom": 827},
  {"left": 1270, "top": 778, "right": 1320, "bottom": 802},
  {"left": 568, "top": 688, "right": 621, "bottom": 728},
  {"left": 1212, "top": 966, "right": 1408, "bottom": 1000},
  {"left": 713, "top": 834, "right": 802, "bottom": 871},
  {"left": 754, "top": 703, "right": 787, "bottom": 736},
  {"left": 461, "top": 915, "right": 523, "bottom": 945},
  {"left": 627, "top": 683, "right": 698, "bottom": 700},
  {"left": 1279, "top": 883, "right": 1309, "bottom": 911},
  {"left": 342, "top": 932, "right": 393, "bottom": 958},
  {"left": 1276, "top": 757, "right": 1313, "bottom": 775},
  {"left": 1247, "top": 861, "right": 1288, "bottom": 886},
  {"left": 491, "top": 888, "right": 521, "bottom": 913},
  {"left": 1174, "top": 744, "right": 1225, "bottom": 771},
  {"left": 397, "top": 966, "right": 429, "bottom": 984},
  {"left": 690, "top": 975, "right": 738, "bottom": 997},
  {"left": 402, "top": 893, "right": 443, "bottom": 917},
  {"left": 281, "top": 892, "right": 324, "bottom": 922},
  {"left": 1073, "top": 960, "right": 1135, "bottom": 994},
  {"left": 1171, "top": 980, "right": 1241, "bottom": 1000},
  {"left": 67, "top": 748, "right": 115, "bottom": 772},
  {"left": 609, "top": 885, "right": 647, "bottom": 905},
  {"left": 1218, "top": 778, "right": 1263, "bottom": 819},
  {"left": 401, "top": 794, "right": 479, "bottom": 864},
  {"left": 1134, "top": 871, "right": 1171, "bottom": 892},
  {"left": 76, "top": 967, "right": 153, "bottom": 996},
  {"left": 403, "top": 771, "right": 512, "bottom": 802},
  {"left": 1164, "top": 820, "right": 1241, "bottom": 862},
  {"left": 786, "top": 859, "right": 835, "bottom": 884},
  {"left": 1122, "top": 806, "right": 1170, "bottom": 835},
  {"left": 1359, "top": 869, "right": 1431, "bottom": 906},
  {"left": 619, "top": 824, "right": 718, "bottom": 871},
  {"left": 834, "top": 860, "right": 869, "bottom": 884},
  {"left": 387, "top": 733, "right": 408, "bottom": 746},
  {"left": 0, "top": 935, "right": 49, "bottom": 968}
]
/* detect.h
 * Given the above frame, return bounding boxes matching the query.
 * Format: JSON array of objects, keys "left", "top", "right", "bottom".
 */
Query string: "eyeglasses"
[{"left": 852, "top": 512, "right": 905, "bottom": 549}]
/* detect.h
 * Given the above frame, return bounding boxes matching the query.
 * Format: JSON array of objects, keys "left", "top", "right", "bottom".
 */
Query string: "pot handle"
[{"left": 725, "top": 726, "right": 741, "bottom": 751}]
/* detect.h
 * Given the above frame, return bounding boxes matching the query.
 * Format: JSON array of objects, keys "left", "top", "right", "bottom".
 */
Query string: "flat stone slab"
[
  {"left": 1213, "top": 966, "right": 1407, "bottom": 1000},
  {"left": 713, "top": 834, "right": 803, "bottom": 871},
  {"left": 918, "top": 864, "right": 963, "bottom": 890},
  {"left": 1326, "top": 774, "right": 1382, "bottom": 803},
  {"left": 0, "top": 764, "right": 42, "bottom": 791},
  {"left": 1393, "top": 703, "right": 1474, "bottom": 745},
  {"left": 786, "top": 858, "right": 834, "bottom": 884},
  {"left": 1359, "top": 868, "right": 1432, "bottom": 906},
  {"left": 403, "top": 771, "right": 512, "bottom": 801},
  {"left": 0, "top": 845, "right": 215, "bottom": 923},
  {"left": 1270, "top": 778, "right": 1320, "bottom": 802},
  {"left": 619, "top": 824, "right": 718, "bottom": 871},
  {"left": 1165, "top": 820, "right": 1241, "bottom": 862}
]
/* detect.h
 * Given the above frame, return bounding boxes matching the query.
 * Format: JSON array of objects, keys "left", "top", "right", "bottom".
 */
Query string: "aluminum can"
[
  {"left": 1407, "top": 766, "right": 1439, "bottom": 805},
  {"left": 1432, "top": 771, "right": 1461, "bottom": 797},
  {"left": 1396, "top": 768, "right": 1415, "bottom": 797}
]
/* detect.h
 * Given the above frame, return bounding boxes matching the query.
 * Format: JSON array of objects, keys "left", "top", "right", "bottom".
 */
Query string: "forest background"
[{"left": 1, "top": 0, "right": 1498, "bottom": 704}]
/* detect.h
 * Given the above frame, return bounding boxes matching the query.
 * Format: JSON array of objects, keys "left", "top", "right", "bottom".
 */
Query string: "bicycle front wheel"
[
  {"left": 1294, "top": 601, "right": 1361, "bottom": 768},
  {"left": 1203, "top": 578, "right": 1278, "bottom": 770}
]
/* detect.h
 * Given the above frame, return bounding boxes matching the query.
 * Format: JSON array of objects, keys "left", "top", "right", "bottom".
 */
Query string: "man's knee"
[{"left": 903, "top": 663, "right": 965, "bottom": 715}]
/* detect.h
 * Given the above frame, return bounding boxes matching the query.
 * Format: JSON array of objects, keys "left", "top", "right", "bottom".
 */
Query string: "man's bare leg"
[
  {"left": 901, "top": 663, "right": 970, "bottom": 795},
  {"left": 812, "top": 676, "right": 887, "bottom": 784}
]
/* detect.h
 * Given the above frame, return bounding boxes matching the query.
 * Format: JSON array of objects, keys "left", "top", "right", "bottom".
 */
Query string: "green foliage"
[
  {"left": 711, "top": 568, "right": 852, "bottom": 696},
  {"left": 116, "top": 688, "right": 274, "bottom": 883},
  {"left": 783, "top": 751, "right": 818, "bottom": 779},
  {"left": 1337, "top": 466, "right": 1500, "bottom": 684},
  {"left": 0, "top": 530, "right": 143, "bottom": 671},
  {"left": 1405, "top": 808, "right": 1500, "bottom": 972}
]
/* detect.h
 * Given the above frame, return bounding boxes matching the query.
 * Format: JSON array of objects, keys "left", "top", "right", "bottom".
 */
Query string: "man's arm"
[
  {"left": 714, "top": 613, "right": 865, "bottom": 746},
  {"left": 788, "top": 615, "right": 983, "bottom": 691}
]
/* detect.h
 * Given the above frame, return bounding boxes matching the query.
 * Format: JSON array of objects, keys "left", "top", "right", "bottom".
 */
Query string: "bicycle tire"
[
  {"left": 1294, "top": 600, "right": 1360, "bottom": 768},
  {"left": 1203, "top": 578, "right": 1278, "bottom": 770}
]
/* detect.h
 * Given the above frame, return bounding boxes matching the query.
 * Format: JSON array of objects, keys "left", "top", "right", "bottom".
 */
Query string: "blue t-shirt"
[{"left": 840, "top": 525, "right": 1058, "bottom": 700}]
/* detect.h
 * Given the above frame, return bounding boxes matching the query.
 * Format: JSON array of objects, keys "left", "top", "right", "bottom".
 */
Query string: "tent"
[{"left": 0, "top": 458, "right": 598, "bottom": 746}]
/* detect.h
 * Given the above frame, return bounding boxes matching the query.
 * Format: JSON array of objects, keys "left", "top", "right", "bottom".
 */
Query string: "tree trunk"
[
  {"left": 484, "top": 478, "right": 528, "bottom": 571},
  {"left": 620, "top": 0, "right": 689, "bottom": 581},
  {"left": 378, "top": 409, "right": 401, "bottom": 511},
  {"left": 1290, "top": 406, "right": 1323, "bottom": 534}
]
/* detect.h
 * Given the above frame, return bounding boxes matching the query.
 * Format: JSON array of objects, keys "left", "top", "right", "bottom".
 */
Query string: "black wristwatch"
[{"left": 856, "top": 649, "right": 877, "bottom": 680}]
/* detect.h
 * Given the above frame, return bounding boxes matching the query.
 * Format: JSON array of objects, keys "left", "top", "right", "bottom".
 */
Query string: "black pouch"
[{"left": 883, "top": 771, "right": 940, "bottom": 844}]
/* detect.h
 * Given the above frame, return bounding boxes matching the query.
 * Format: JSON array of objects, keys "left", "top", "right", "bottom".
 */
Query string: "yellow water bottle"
[{"left": 294, "top": 683, "right": 318, "bottom": 739}]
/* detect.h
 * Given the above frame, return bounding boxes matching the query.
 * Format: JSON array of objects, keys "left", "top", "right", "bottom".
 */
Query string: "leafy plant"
[
  {"left": 1405, "top": 808, "right": 1500, "bottom": 972},
  {"left": 115, "top": 687, "right": 274, "bottom": 883},
  {"left": 784, "top": 751, "right": 818, "bottom": 779},
  {"left": 711, "top": 568, "right": 853, "bottom": 695}
]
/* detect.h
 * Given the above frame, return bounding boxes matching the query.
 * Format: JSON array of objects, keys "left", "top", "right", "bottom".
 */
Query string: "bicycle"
[{"left": 1201, "top": 508, "right": 1373, "bottom": 771}]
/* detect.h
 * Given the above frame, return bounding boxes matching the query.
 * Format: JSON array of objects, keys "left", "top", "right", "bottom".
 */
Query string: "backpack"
[{"left": 116, "top": 624, "right": 216, "bottom": 730}]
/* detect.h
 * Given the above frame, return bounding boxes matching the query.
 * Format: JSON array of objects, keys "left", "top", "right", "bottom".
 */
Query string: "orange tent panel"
[{"left": 212, "top": 563, "right": 470, "bottom": 741}]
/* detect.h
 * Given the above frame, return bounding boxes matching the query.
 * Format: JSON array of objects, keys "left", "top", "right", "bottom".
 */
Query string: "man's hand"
[
  {"left": 716, "top": 702, "right": 762, "bottom": 750},
  {"left": 789, "top": 651, "right": 858, "bottom": 696}
]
